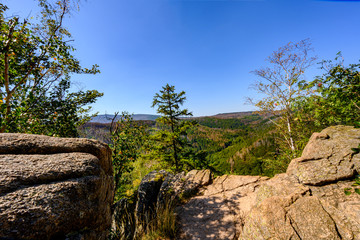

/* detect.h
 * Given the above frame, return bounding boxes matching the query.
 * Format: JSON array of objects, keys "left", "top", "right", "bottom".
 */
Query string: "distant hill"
[
  {"left": 210, "top": 111, "right": 254, "bottom": 119},
  {"left": 90, "top": 114, "right": 159, "bottom": 123}
]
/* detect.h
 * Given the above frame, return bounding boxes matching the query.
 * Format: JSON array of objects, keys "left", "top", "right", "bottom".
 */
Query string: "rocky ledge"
[
  {"left": 177, "top": 125, "right": 360, "bottom": 240},
  {"left": 0, "top": 133, "right": 114, "bottom": 240}
]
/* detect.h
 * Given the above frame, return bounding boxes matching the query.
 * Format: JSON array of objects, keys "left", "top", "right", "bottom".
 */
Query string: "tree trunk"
[
  {"left": 173, "top": 139, "right": 179, "bottom": 172},
  {"left": 286, "top": 117, "right": 296, "bottom": 154}
]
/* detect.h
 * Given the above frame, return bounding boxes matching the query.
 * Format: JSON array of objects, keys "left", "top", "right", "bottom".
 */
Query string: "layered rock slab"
[
  {"left": 0, "top": 133, "right": 114, "bottom": 240},
  {"left": 287, "top": 125, "right": 360, "bottom": 185}
]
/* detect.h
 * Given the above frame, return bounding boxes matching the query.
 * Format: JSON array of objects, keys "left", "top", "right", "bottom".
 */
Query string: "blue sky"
[{"left": 6, "top": 0, "right": 360, "bottom": 116}]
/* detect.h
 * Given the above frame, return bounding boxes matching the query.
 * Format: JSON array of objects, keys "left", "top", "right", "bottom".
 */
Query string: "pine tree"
[{"left": 151, "top": 84, "right": 195, "bottom": 172}]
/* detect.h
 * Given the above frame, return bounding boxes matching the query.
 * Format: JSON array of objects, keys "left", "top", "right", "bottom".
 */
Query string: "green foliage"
[
  {"left": 186, "top": 116, "right": 268, "bottom": 174},
  {"left": 344, "top": 146, "right": 360, "bottom": 196},
  {"left": 196, "top": 117, "right": 251, "bottom": 130},
  {"left": 305, "top": 53, "right": 360, "bottom": 127},
  {"left": 110, "top": 112, "right": 149, "bottom": 200},
  {"left": 138, "top": 199, "right": 177, "bottom": 240},
  {"left": 352, "top": 144, "right": 360, "bottom": 154},
  {"left": 110, "top": 196, "right": 177, "bottom": 240},
  {"left": 0, "top": 1, "right": 102, "bottom": 137},
  {"left": 344, "top": 176, "right": 360, "bottom": 196},
  {"left": 151, "top": 84, "right": 196, "bottom": 172},
  {"left": 144, "top": 200, "right": 177, "bottom": 240},
  {"left": 205, "top": 123, "right": 280, "bottom": 177}
]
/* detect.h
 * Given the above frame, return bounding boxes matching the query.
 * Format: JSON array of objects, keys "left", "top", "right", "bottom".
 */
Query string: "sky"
[{"left": 5, "top": 0, "right": 360, "bottom": 117}]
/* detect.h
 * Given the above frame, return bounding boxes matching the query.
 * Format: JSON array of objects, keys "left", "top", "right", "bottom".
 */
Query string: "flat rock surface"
[
  {"left": 0, "top": 133, "right": 112, "bottom": 174},
  {"left": 177, "top": 175, "right": 268, "bottom": 240}
]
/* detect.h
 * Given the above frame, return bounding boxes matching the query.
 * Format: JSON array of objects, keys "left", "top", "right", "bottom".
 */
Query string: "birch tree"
[{"left": 250, "top": 39, "right": 317, "bottom": 157}]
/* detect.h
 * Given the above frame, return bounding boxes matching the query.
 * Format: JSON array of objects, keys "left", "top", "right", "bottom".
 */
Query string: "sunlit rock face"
[
  {"left": 0, "top": 133, "right": 114, "bottom": 240},
  {"left": 287, "top": 125, "right": 360, "bottom": 186},
  {"left": 176, "top": 126, "right": 360, "bottom": 240}
]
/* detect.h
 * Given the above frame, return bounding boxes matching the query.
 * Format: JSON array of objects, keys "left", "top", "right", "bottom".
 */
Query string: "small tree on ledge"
[{"left": 151, "top": 83, "right": 195, "bottom": 172}]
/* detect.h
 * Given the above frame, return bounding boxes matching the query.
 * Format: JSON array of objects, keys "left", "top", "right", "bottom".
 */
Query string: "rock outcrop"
[
  {"left": 0, "top": 133, "right": 114, "bottom": 240},
  {"left": 287, "top": 125, "right": 360, "bottom": 185},
  {"left": 158, "top": 169, "right": 212, "bottom": 204},
  {"left": 112, "top": 169, "right": 212, "bottom": 239},
  {"left": 177, "top": 125, "right": 360, "bottom": 239},
  {"left": 136, "top": 170, "right": 170, "bottom": 225}
]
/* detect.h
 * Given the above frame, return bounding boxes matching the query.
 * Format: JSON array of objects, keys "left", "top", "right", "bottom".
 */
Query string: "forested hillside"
[
  {"left": 80, "top": 112, "right": 277, "bottom": 180},
  {"left": 78, "top": 111, "right": 282, "bottom": 199}
]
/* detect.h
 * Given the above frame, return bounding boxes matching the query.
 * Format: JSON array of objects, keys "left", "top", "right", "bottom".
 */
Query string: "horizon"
[
  {"left": 6, "top": 0, "right": 360, "bottom": 116},
  {"left": 92, "top": 110, "right": 255, "bottom": 118}
]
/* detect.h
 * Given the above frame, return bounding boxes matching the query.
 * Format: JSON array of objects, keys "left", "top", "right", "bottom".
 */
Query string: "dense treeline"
[{"left": 196, "top": 117, "right": 249, "bottom": 130}]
